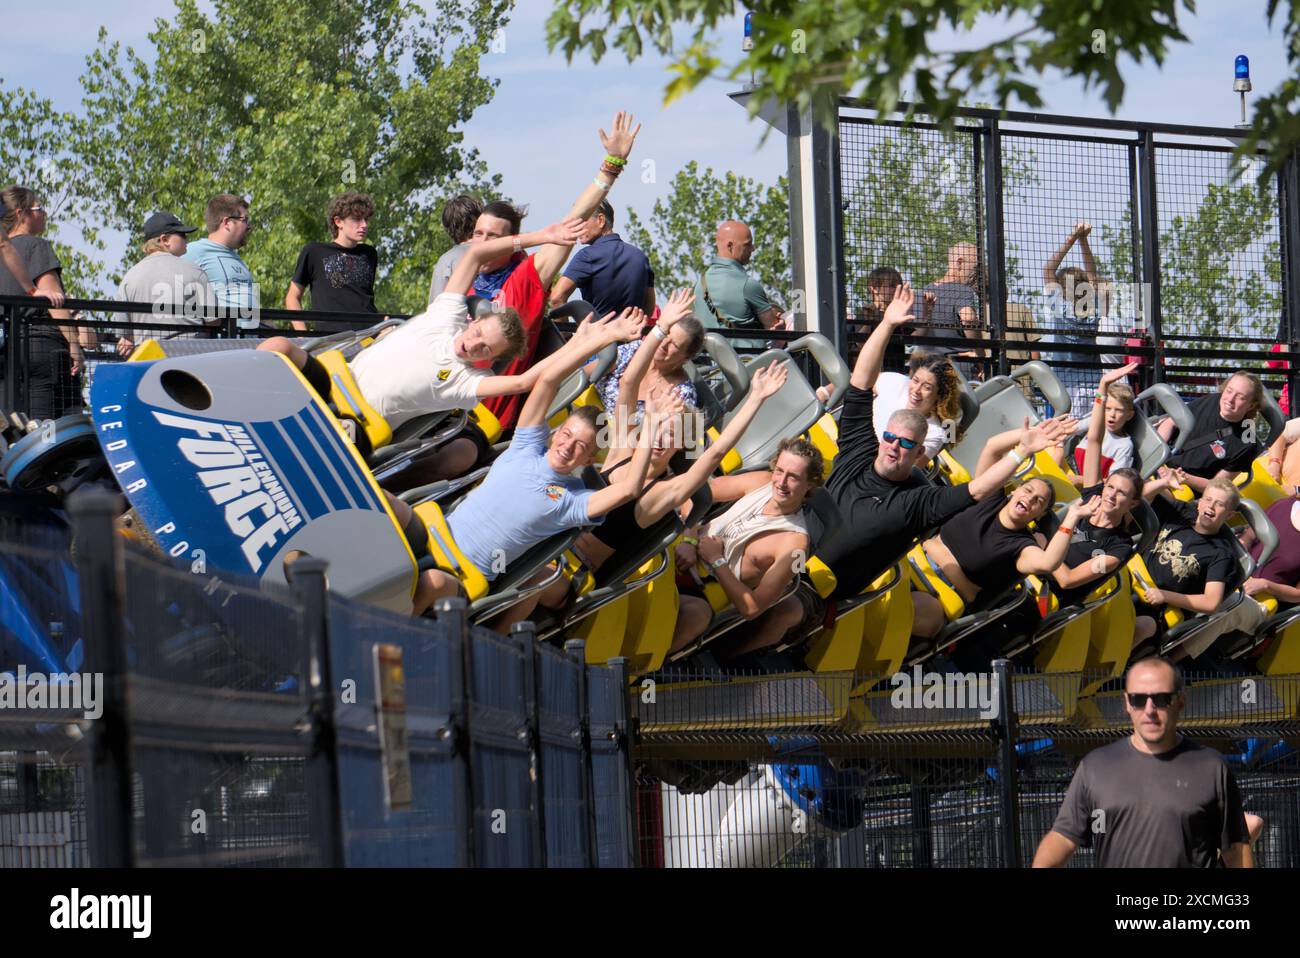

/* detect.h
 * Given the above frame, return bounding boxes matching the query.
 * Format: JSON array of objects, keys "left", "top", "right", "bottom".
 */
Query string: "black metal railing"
[
  {"left": 629, "top": 666, "right": 1300, "bottom": 868},
  {"left": 833, "top": 103, "right": 1300, "bottom": 408}
]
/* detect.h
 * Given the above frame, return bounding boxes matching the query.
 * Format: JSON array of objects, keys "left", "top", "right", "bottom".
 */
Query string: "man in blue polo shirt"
[{"left": 548, "top": 200, "right": 654, "bottom": 316}]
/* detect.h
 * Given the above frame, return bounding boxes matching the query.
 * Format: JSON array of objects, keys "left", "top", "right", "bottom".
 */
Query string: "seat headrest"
[{"left": 547, "top": 299, "right": 596, "bottom": 324}]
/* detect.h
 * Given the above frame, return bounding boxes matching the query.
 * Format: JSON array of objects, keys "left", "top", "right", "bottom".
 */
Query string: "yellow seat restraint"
[
  {"left": 904, "top": 543, "right": 966, "bottom": 622},
  {"left": 1126, "top": 553, "right": 1184, "bottom": 629},
  {"left": 411, "top": 500, "right": 490, "bottom": 601},
  {"left": 316, "top": 350, "right": 393, "bottom": 451}
]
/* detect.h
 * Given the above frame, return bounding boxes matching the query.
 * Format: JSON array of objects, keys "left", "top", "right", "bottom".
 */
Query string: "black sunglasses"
[
  {"left": 882, "top": 431, "right": 919, "bottom": 451},
  {"left": 1127, "top": 691, "right": 1177, "bottom": 709}
]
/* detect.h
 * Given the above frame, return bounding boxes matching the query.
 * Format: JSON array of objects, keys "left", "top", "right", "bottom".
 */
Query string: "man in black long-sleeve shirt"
[{"left": 743, "top": 285, "right": 1068, "bottom": 655}]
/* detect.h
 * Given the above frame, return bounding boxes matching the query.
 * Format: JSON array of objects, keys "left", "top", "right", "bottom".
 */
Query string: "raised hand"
[
  {"left": 1072, "top": 221, "right": 1092, "bottom": 240},
  {"left": 599, "top": 111, "right": 641, "bottom": 161},
  {"left": 749, "top": 361, "right": 789, "bottom": 401},
  {"left": 1069, "top": 495, "right": 1102, "bottom": 521},
  {"left": 540, "top": 217, "right": 586, "bottom": 246},
  {"left": 1047, "top": 414, "right": 1080, "bottom": 442},
  {"left": 1100, "top": 361, "right": 1140, "bottom": 388},
  {"left": 658, "top": 288, "right": 695, "bottom": 329},
  {"left": 922, "top": 290, "right": 936, "bottom": 320},
  {"left": 883, "top": 282, "right": 916, "bottom": 327},
  {"left": 608, "top": 306, "right": 647, "bottom": 343}
]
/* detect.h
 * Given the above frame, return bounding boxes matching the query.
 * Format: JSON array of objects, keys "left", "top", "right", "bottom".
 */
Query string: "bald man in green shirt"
[{"left": 693, "top": 220, "right": 786, "bottom": 352}]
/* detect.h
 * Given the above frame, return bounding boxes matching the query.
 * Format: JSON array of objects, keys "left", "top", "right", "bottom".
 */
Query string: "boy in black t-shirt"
[
  {"left": 286, "top": 191, "right": 380, "bottom": 333},
  {"left": 1135, "top": 471, "right": 1242, "bottom": 650},
  {"left": 1159, "top": 372, "right": 1262, "bottom": 495}
]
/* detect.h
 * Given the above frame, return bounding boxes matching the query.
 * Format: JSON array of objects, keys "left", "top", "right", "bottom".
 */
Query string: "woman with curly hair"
[{"left": 824, "top": 282, "right": 963, "bottom": 467}]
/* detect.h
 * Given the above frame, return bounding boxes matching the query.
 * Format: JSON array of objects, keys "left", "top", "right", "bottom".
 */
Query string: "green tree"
[
  {"left": 77, "top": 0, "right": 509, "bottom": 313},
  {"left": 1097, "top": 180, "right": 1283, "bottom": 359},
  {"left": 841, "top": 122, "right": 1038, "bottom": 310},
  {"left": 0, "top": 82, "right": 103, "bottom": 297},
  {"left": 622, "top": 160, "right": 793, "bottom": 304},
  {"left": 546, "top": 1, "right": 1300, "bottom": 180}
]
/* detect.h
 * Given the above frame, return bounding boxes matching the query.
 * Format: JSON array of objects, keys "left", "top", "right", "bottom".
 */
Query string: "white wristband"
[
  {"left": 651, "top": 325, "right": 667, "bottom": 340},
  {"left": 1006, "top": 447, "right": 1027, "bottom": 466}
]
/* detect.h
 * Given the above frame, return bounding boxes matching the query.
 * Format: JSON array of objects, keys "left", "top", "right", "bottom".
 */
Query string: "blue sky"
[{"left": 1, "top": 0, "right": 1290, "bottom": 290}]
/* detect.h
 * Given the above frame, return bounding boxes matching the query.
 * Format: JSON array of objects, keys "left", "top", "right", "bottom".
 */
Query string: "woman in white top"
[
  {"left": 850, "top": 283, "right": 965, "bottom": 467},
  {"left": 820, "top": 283, "right": 963, "bottom": 466}
]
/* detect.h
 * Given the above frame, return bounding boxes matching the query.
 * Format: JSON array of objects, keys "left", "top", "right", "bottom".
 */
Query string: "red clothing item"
[{"left": 468, "top": 253, "right": 547, "bottom": 431}]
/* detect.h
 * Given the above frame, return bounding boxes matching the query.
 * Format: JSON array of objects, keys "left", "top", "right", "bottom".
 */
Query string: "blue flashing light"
[
  {"left": 1235, "top": 55, "right": 1250, "bottom": 80},
  {"left": 744, "top": 12, "right": 753, "bottom": 38}
]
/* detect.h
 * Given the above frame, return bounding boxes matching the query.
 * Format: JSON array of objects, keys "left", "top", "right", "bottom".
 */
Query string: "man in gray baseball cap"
[{"left": 115, "top": 211, "right": 214, "bottom": 356}]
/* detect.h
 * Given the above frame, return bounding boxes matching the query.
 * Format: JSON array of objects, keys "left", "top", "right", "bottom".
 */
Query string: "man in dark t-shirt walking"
[
  {"left": 1034, "top": 656, "right": 1251, "bottom": 868},
  {"left": 287, "top": 191, "right": 379, "bottom": 333}
]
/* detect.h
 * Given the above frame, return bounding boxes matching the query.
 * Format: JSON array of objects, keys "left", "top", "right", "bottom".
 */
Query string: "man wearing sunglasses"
[
  {"left": 814, "top": 283, "right": 1067, "bottom": 604},
  {"left": 1034, "top": 656, "right": 1251, "bottom": 867}
]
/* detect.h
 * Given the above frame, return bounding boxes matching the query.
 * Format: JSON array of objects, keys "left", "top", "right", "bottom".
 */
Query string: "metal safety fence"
[
  {"left": 0, "top": 490, "right": 633, "bottom": 867},
  {"left": 629, "top": 666, "right": 1300, "bottom": 868},
  {"left": 833, "top": 103, "right": 1300, "bottom": 410}
]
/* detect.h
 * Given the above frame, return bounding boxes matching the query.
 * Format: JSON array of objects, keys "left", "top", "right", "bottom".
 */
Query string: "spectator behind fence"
[
  {"left": 115, "top": 212, "right": 215, "bottom": 358},
  {"left": 918, "top": 242, "right": 983, "bottom": 379},
  {"left": 693, "top": 219, "right": 786, "bottom": 352},
  {"left": 185, "top": 193, "right": 258, "bottom": 333},
  {"left": 459, "top": 111, "right": 643, "bottom": 433},
  {"left": 428, "top": 194, "right": 482, "bottom": 303},
  {"left": 286, "top": 191, "right": 379, "bottom": 334},
  {"left": 1158, "top": 371, "right": 1263, "bottom": 495},
  {"left": 548, "top": 200, "right": 655, "bottom": 317},
  {"left": 1034, "top": 656, "right": 1251, "bottom": 868},
  {"left": 0, "top": 186, "right": 91, "bottom": 420},
  {"left": 852, "top": 266, "right": 903, "bottom": 330},
  {"left": 1040, "top": 222, "right": 1103, "bottom": 413}
]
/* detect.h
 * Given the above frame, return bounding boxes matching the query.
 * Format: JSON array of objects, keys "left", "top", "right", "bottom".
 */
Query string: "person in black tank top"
[
  {"left": 913, "top": 477, "right": 1099, "bottom": 642},
  {"left": 590, "top": 458, "right": 667, "bottom": 549}
]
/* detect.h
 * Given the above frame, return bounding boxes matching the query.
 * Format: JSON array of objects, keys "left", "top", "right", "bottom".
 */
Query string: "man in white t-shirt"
[
  {"left": 409, "top": 308, "right": 655, "bottom": 627},
  {"left": 260, "top": 217, "right": 586, "bottom": 478}
]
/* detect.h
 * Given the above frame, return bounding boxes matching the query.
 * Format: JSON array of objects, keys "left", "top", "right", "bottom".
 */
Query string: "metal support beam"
[
  {"left": 981, "top": 117, "right": 1009, "bottom": 378},
  {"left": 1137, "top": 129, "right": 1166, "bottom": 384}
]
